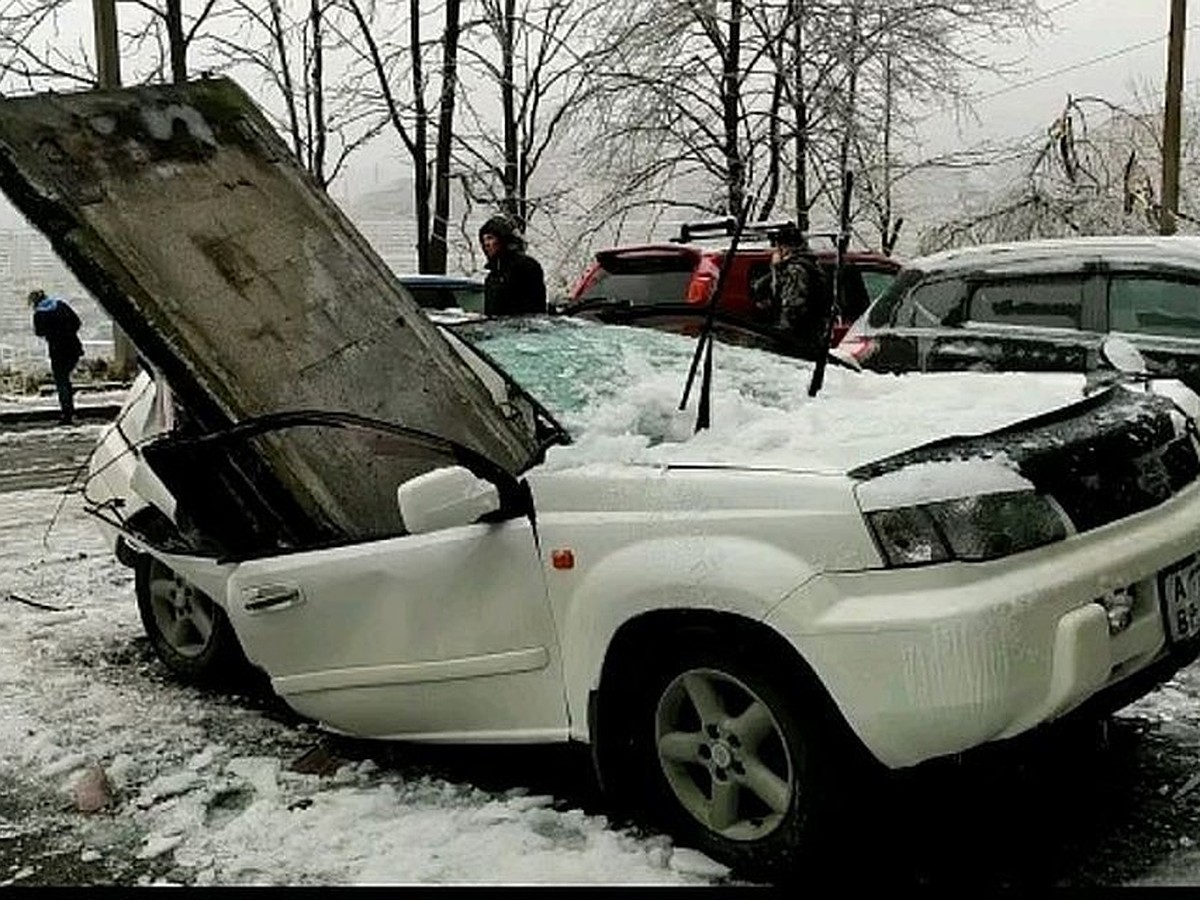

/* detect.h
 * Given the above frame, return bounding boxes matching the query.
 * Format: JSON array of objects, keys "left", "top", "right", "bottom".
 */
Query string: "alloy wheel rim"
[
  {"left": 655, "top": 667, "right": 794, "bottom": 842},
  {"left": 147, "top": 561, "right": 215, "bottom": 659}
]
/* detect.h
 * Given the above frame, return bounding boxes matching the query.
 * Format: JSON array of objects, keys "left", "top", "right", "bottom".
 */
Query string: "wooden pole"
[
  {"left": 93, "top": 0, "right": 120, "bottom": 89},
  {"left": 1161, "top": 0, "right": 1187, "bottom": 235},
  {"left": 93, "top": 0, "right": 137, "bottom": 378}
]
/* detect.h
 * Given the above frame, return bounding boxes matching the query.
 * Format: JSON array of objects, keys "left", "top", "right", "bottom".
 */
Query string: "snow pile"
[{"left": 470, "top": 319, "right": 1093, "bottom": 473}]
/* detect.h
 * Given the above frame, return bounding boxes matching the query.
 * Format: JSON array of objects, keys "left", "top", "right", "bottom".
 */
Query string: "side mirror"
[
  {"left": 1100, "top": 335, "right": 1148, "bottom": 375},
  {"left": 397, "top": 466, "right": 502, "bottom": 534}
]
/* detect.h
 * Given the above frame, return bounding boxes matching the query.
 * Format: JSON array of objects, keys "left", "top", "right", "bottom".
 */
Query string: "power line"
[
  {"left": 977, "top": 26, "right": 1200, "bottom": 102},
  {"left": 1044, "top": 0, "right": 1087, "bottom": 14}
]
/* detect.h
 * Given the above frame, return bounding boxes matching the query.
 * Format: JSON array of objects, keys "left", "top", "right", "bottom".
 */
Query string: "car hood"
[
  {"left": 454, "top": 319, "right": 1197, "bottom": 487},
  {"left": 535, "top": 372, "right": 1200, "bottom": 537},
  {"left": 0, "top": 79, "right": 539, "bottom": 554},
  {"left": 529, "top": 366, "right": 1114, "bottom": 476},
  {"left": 848, "top": 382, "right": 1199, "bottom": 533}
]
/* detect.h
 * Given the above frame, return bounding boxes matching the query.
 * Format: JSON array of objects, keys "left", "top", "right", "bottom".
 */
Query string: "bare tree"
[
  {"left": 455, "top": 0, "right": 611, "bottom": 236},
  {"left": 323, "top": 0, "right": 470, "bottom": 273},
  {"left": 430, "top": 0, "right": 463, "bottom": 273},
  {"left": 0, "top": 0, "right": 220, "bottom": 91},
  {"left": 918, "top": 89, "right": 1200, "bottom": 253},
  {"left": 575, "top": 0, "right": 1046, "bottom": 244},
  {"left": 124, "top": 0, "right": 222, "bottom": 83},
  {"left": 207, "top": 0, "right": 386, "bottom": 190}
]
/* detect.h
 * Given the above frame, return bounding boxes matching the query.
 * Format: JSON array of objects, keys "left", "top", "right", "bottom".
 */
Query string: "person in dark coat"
[
  {"left": 28, "top": 288, "right": 84, "bottom": 425},
  {"left": 750, "top": 224, "right": 829, "bottom": 359},
  {"left": 478, "top": 215, "right": 547, "bottom": 316}
]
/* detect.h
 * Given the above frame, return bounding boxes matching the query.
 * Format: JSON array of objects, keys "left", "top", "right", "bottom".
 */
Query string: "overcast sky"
[
  {"left": 0, "top": 1, "right": 1193, "bottom": 234},
  {"left": 917, "top": 0, "right": 1196, "bottom": 156}
]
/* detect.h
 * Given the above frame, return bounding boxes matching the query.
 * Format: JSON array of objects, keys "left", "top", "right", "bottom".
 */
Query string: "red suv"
[{"left": 560, "top": 219, "right": 901, "bottom": 352}]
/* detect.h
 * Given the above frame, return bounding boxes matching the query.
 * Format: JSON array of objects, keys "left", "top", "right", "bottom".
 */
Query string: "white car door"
[{"left": 224, "top": 516, "right": 567, "bottom": 743}]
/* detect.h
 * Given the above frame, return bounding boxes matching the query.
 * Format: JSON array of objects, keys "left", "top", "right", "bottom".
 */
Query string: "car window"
[
  {"left": 890, "top": 277, "right": 964, "bottom": 327},
  {"left": 404, "top": 285, "right": 455, "bottom": 310},
  {"left": 404, "top": 283, "right": 485, "bottom": 313},
  {"left": 1109, "top": 276, "right": 1200, "bottom": 339},
  {"left": 861, "top": 269, "right": 897, "bottom": 303},
  {"left": 452, "top": 284, "right": 485, "bottom": 313},
  {"left": 577, "top": 255, "right": 696, "bottom": 305},
  {"left": 967, "top": 276, "right": 1086, "bottom": 329},
  {"left": 745, "top": 258, "right": 881, "bottom": 321}
]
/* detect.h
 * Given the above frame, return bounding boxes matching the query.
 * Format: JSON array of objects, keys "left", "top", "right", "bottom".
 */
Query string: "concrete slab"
[{"left": 0, "top": 78, "right": 540, "bottom": 557}]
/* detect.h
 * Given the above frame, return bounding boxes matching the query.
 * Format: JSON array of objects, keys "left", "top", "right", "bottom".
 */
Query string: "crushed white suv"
[
  {"left": 6, "top": 77, "right": 1200, "bottom": 883},
  {"left": 87, "top": 316, "right": 1200, "bottom": 881}
]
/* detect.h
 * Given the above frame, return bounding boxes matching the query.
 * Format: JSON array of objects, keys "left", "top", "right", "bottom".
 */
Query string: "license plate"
[{"left": 1160, "top": 554, "right": 1200, "bottom": 643}]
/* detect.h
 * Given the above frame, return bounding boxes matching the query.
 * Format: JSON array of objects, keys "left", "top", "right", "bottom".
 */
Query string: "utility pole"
[
  {"left": 792, "top": 0, "right": 807, "bottom": 231},
  {"left": 1161, "top": 0, "right": 1187, "bottom": 235},
  {"left": 93, "top": 0, "right": 120, "bottom": 88},
  {"left": 93, "top": 0, "right": 137, "bottom": 379}
]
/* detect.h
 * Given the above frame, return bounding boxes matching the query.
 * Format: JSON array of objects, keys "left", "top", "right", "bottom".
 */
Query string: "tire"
[
  {"left": 135, "top": 554, "right": 253, "bottom": 687},
  {"left": 612, "top": 629, "right": 855, "bottom": 883}
]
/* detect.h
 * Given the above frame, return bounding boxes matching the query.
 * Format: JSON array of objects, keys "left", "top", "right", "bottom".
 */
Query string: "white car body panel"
[
  {"left": 87, "top": 369, "right": 170, "bottom": 554},
  {"left": 768, "top": 474, "right": 1200, "bottom": 767},
  {"left": 156, "top": 441, "right": 1200, "bottom": 768},
  {"left": 223, "top": 516, "right": 568, "bottom": 742},
  {"left": 524, "top": 466, "right": 877, "bottom": 741}
]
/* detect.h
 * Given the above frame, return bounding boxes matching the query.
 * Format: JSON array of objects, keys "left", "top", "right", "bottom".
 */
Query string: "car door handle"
[{"left": 242, "top": 584, "right": 304, "bottom": 613}]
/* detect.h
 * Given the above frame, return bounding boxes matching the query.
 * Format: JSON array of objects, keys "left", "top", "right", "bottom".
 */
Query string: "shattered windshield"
[{"left": 448, "top": 316, "right": 816, "bottom": 424}]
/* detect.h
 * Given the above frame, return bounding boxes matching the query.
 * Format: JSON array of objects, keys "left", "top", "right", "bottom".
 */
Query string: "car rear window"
[
  {"left": 405, "top": 283, "right": 484, "bottom": 312},
  {"left": 967, "top": 276, "right": 1086, "bottom": 329},
  {"left": 1109, "top": 276, "right": 1200, "bottom": 339},
  {"left": 861, "top": 269, "right": 897, "bottom": 303},
  {"left": 578, "top": 252, "right": 697, "bottom": 305},
  {"left": 865, "top": 268, "right": 926, "bottom": 327}
]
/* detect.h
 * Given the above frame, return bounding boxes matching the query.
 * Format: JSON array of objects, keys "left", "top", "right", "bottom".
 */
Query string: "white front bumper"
[{"left": 766, "top": 479, "right": 1200, "bottom": 769}]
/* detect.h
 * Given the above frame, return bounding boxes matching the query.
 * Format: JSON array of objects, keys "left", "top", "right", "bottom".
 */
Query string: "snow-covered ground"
[
  {"left": 0, "top": 387, "right": 129, "bottom": 416},
  {"left": 9, "top": 484, "right": 1200, "bottom": 886},
  {"left": 0, "top": 487, "right": 733, "bottom": 886},
  {"left": 8, "top": 334, "right": 1200, "bottom": 885}
]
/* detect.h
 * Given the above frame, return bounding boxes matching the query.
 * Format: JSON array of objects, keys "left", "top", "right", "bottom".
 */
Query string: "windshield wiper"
[
  {"left": 679, "top": 203, "right": 753, "bottom": 432},
  {"left": 808, "top": 171, "right": 854, "bottom": 398}
]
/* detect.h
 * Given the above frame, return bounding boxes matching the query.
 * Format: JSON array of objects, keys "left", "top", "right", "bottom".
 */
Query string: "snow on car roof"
[{"left": 910, "top": 235, "right": 1200, "bottom": 274}]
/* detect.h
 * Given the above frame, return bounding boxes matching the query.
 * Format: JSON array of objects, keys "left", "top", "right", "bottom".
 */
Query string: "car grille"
[{"left": 1049, "top": 431, "right": 1200, "bottom": 532}]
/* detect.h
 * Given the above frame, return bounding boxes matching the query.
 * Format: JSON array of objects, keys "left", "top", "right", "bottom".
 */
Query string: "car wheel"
[
  {"left": 617, "top": 630, "right": 854, "bottom": 883},
  {"left": 135, "top": 554, "right": 251, "bottom": 687}
]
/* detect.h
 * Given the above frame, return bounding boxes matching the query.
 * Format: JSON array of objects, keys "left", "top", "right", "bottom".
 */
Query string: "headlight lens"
[{"left": 866, "top": 490, "right": 1069, "bottom": 567}]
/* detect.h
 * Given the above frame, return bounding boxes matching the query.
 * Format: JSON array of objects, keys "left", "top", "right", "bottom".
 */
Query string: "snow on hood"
[{"left": 461, "top": 318, "right": 1100, "bottom": 475}]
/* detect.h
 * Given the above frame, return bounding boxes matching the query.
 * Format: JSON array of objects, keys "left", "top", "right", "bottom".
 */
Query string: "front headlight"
[{"left": 865, "top": 490, "right": 1070, "bottom": 567}]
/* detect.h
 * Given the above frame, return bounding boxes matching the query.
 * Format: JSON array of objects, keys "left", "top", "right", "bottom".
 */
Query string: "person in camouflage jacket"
[{"left": 751, "top": 225, "right": 830, "bottom": 360}]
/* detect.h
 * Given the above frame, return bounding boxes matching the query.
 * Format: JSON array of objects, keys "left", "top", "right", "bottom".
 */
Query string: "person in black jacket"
[
  {"left": 28, "top": 288, "right": 84, "bottom": 425},
  {"left": 478, "top": 215, "right": 547, "bottom": 316}
]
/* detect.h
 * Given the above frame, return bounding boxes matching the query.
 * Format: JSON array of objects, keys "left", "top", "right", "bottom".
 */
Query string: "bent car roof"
[{"left": 0, "top": 78, "right": 538, "bottom": 547}]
